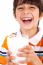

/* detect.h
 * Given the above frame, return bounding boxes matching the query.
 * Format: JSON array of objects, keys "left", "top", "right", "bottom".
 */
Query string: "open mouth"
[{"left": 22, "top": 18, "right": 33, "bottom": 24}]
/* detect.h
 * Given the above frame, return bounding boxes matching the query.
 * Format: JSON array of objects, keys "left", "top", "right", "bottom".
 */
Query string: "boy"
[{"left": 0, "top": 0, "right": 43, "bottom": 65}]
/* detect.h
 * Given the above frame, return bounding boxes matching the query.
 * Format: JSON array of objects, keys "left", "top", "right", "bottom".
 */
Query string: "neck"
[{"left": 20, "top": 27, "right": 38, "bottom": 38}]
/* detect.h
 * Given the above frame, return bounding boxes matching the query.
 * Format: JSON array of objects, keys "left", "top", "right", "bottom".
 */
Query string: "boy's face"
[{"left": 15, "top": 4, "right": 40, "bottom": 30}]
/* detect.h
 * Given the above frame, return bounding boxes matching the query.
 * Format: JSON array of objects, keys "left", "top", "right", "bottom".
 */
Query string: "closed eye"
[
  {"left": 17, "top": 7, "right": 24, "bottom": 10},
  {"left": 30, "top": 7, "right": 35, "bottom": 9}
]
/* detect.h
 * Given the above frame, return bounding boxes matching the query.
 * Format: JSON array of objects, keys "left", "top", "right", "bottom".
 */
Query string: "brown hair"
[{"left": 13, "top": 0, "right": 42, "bottom": 15}]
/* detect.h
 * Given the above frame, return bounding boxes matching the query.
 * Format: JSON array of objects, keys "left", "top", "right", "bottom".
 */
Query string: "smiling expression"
[{"left": 15, "top": 4, "right": 40, "bottom": 30}]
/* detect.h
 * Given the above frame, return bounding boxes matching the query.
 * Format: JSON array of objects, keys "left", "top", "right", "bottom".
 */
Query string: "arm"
[
  {"left": 2, "top": 36, "right": 8, "bottom": 50},
  {"left": 1, "top": 36, "right": 19, "bottom": 65}
]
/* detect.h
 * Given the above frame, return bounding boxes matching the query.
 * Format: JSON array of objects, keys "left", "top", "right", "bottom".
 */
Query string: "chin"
[{"left": 22, "top": 26, "right": 32, "bottom": 30}]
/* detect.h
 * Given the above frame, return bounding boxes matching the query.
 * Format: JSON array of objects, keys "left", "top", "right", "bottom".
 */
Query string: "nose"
[{"left": 23, "top": 9, "right": 31, "bottom": 15}]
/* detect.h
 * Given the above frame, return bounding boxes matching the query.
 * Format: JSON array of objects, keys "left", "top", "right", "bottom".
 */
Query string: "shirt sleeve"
[{"left": 2, "top": 36, "right": 8, "bottom": 50}]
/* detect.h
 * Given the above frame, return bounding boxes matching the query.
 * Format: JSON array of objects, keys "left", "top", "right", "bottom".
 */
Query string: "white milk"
[{"left": 8, "top": 35, "right": 29, "bottom": 65}]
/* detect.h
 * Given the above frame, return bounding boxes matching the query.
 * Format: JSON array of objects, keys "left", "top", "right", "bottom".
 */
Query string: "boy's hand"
[
  {"left": 4, "top": 51, "right": 18, "bottom": 65},
  {"left": 17, "top": 45, "right": 43, "bottom": 65}
]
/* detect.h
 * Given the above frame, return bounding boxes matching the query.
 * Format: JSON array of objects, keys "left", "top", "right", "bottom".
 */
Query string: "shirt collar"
[
  {"left": 29, "top": 28, "right": 43, "bottom": 45},
  {"left": 17, "top": 28, "right": 43, "bottom": 45}
]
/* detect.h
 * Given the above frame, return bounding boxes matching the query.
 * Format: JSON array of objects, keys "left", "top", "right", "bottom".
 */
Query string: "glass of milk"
[{"left": 8, "top": 35, "right": 29, "bottom": 65}]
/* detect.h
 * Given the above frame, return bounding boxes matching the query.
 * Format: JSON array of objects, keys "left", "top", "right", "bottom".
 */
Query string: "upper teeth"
[{"left": 23, "top": 18, "right": 32, "bottom": 20}]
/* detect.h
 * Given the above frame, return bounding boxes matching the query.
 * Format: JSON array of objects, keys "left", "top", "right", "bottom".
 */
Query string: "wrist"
[{"left": 32, "top": 58, "right": 43, "bottom": 65}]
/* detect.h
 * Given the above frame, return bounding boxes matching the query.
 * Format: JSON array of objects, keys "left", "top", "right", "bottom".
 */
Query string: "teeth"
[
  {"left": 23, "top": 19, "right": 32, "bottom": 21},
  {"left": 22, "top": 17, "right": 32, "bottom": 21},
  {"left": 22, "top": 17, "right": 32, "bottom": 23}
]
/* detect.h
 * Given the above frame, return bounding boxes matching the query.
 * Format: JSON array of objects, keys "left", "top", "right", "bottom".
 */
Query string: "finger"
[
  {"left": 9, "top": 56, "right": 15, "bottom": 60},
  {"left": 6, "top": 61, "right": 18, "bottom": 65},
  {"left": 18, "top": 60, "right": 26, "bottom": 64},
  {"left": 5, "top": 55, "right": 10, "bottom": 62},
  {"left": 18, "top": 45, "right": 34, "bottom": 52},
  {"left": 6, "top": 51, "right": 12, "bottom": 56},
  {"left": 5, "top": 54, "right": 15, "bottom": 64},
  {"left": 25, "top": 45, "right": 34, "bottom": 51},
  {"left": 17, "top": 51, "right": 30, "bottom": 57},
  {"left": 18, "top": 58, "right": 27, "bottom": 64},
  {"left": 18, "top": 49, "right": 34, "bottom": 55},
  {"left": 17, "top": 50, "right": 36, "bottom": 58}
]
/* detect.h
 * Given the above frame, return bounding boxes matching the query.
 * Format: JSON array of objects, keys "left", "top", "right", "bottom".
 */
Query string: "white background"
[{"left": 0, "top": 0, "right": 43, "bottom": 46}]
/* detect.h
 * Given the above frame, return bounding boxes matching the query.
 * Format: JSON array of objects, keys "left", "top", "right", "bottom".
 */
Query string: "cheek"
[
  {"left": 32, "top": 11, "right": 39, "bottom": 27},
  {"left": 33, "top": 11, "right": 39, "bottom": 24},
  {"left": 15, "top": 12, "right": 22, "bottom": 24},
  {"left": 34, "top": 12, "right": 39, "bottom": 18},
  {"left": 16, "top": 11, "right": 23, "bottom": 21},
  {"left": 16, "top": 12, "right": 20, "bottom": 19}
]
